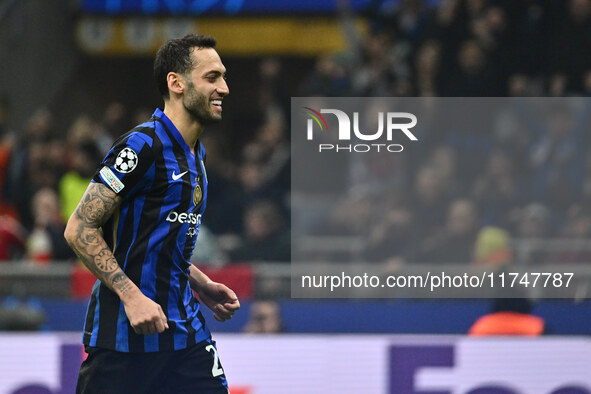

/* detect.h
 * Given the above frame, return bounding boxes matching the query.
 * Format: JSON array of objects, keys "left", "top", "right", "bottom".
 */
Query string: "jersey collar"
[{"left": 152, "top": 108, "right": 196, "bottom": 157}]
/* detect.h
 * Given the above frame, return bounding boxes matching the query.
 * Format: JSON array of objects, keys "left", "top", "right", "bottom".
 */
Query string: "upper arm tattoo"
[{"left": 74, "top": 182, "right": 122, "bottom": 227}]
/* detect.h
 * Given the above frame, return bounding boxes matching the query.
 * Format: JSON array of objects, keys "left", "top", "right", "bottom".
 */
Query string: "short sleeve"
[{"left": 92, "top": 132, "right": 155, "bottom": 199}]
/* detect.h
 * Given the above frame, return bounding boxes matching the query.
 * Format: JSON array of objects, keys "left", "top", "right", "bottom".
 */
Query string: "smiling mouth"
[{"left": 211, "top": 99, "right": 222, "bottom": 110}]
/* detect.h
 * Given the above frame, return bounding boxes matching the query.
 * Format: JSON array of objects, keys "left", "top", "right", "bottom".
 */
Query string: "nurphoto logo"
[{"left": 304, "top": 107, "right": 418, "bottom": 153}]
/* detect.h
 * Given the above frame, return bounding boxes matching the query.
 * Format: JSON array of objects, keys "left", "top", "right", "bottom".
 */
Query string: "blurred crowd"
[
  {"left": 1, "top": 0, "right": 591, "bottom": 266},
  {"left": 301, "top": 0, "right": 591, "bottom": 97}
]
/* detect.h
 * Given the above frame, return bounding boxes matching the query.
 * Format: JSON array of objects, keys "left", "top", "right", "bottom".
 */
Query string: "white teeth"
[{"left": 212, "top": 100, "right": 222, "bottom": 106}]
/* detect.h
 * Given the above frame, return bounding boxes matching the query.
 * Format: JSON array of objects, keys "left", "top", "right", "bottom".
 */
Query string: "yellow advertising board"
[{"left": 76, "top": 17, "right": 368, "bottom": 56}]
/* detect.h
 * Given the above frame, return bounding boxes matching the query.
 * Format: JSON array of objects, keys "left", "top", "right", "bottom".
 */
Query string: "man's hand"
[
  {"left": 122, "top": 289, "right": 169, "bottom": 335},
  {"left": 197, "top": 281, "right": 240, "bottom": 322}
]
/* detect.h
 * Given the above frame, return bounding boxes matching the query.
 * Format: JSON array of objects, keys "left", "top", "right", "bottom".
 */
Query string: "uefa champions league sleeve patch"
[
  {"left": 100, "top": 166, "right": 125, "bottom": 193},
  {"left": 114, "top": 147, "right": 138, "bottom": 173}
]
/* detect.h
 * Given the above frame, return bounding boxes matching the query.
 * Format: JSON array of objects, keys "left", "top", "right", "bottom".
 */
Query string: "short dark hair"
[
  {"left": 492, "top": 298, "right": 533, "bottom": 314},
  {"left": 153, "top": 34, "right": 217, "bottom": 99}
]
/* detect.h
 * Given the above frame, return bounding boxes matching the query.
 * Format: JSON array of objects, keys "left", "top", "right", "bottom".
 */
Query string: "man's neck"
[{"left": 162, "top": 102, "right": 203, "bottom": 154}]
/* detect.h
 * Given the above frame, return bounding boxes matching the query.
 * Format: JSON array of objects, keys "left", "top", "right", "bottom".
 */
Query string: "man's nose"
[{"left": 217, "top": 79, "right": 229, "bottom": 96}]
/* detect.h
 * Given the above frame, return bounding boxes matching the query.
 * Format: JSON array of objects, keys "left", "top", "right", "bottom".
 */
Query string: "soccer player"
[{"left": 64, "top": 34, "right": 239, "bottom": 393}]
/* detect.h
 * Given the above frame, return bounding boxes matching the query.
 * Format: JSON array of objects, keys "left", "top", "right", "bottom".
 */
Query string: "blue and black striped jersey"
[{"left": 83, "top": 108, "right": 210, "bottom": 352}]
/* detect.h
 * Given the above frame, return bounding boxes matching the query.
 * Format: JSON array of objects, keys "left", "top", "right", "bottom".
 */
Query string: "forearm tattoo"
[
  {"left": 69, "top": 183, "right": 134, "bottom": 296},
  {"left": 95, "top": 249, "right": 118, "bottom": 272},
  {"left": 111, "top": 272, "right": 134, "bottom": 294}
]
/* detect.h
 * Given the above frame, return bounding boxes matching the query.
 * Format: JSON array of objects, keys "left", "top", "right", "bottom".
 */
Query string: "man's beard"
[{"left": 183, "top": 81, "right": 221, "bottom": 125}]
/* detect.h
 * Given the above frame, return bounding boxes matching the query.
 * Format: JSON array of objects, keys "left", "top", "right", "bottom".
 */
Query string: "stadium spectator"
[
  {"left": 251, "top": 108, "right": 290, "bottom": 196},
  {"left": 234, "top": 130, "right": 289, "bottom": 241},
  {"left": 441, "top": 39, "right": 502, "bottom": 96},
  {"left": 230, "top": 200, "right": 290, "bottom": 262},
  {"left": 469, "top": 298, "right": 545, "bottom": 336},
  {"left": 200, "top": 134, "right": 243, "bottom": 235},
  {"left": 351, "top": 33, "right": 406, "bottom": 96},
  {"left": 0, "top": 213, "right": 26, "bottom": 261},
  {"left": 100, "top": 101, "right": 128, "bottom": 141},
  {"left": 548, "top": 0, "right": 591, "bottom": 94},
  {"left": 583, "top": 148, "right": 591, "bottom": 201},
  {"left": 314, "top": 190, "right": 374, "bottom": 239},
  {"left": 257, "top": 57, "right": 290, "bottom": 117},
  {"left": 472, "top": 226, "right": 512, "bottom": 267},
  {"left": 238, "top": 107, "right": 289, "bottom": 210},
  {"left": 409, "top": 166, "right": 452, "bottom": 239},
  {"left": 407, "top": 198, "right": 479, "bottom": 264},
  {"left": 191, "top": 225, "right": 229, "bottom": 267},
  {"left": 131, "top": 107, "right": 153, "bottom": 126},
  {"left": 26, "top": 187, "right": 75, "bottom": 263},
  {"left": 0, "top": 96, "right": 16, "bottom": 217},
  {"left": 298, "top": 53, "right": 352, "bottom": 96},
  {"left": 507, "top": 1, "right": 549, "bottom": 78},
  {"left": 243, "top": 299, "right": 284, "bottom": 334},
  {"left": 506, "top": 74, "right": 539, "bottom": 97},
  {"left": 526, "top": 103, "right": 589, "bottom": 211},
  {"left": 413, "top": 39, "right": 442, "bottom": 96},
  {"left": 511, "top": 202, "right": 552, "bottom": 264},
  {"left": 427, "top": 145, "right": 459, "bottom": 194},
  {"left": 584, "top": 70, "right": 591, "bottom": 96},
  {"left": 58, "top": 140, "right": 102, "bottom": 222},
  {"left": 3, "top": 108, "right": 57, "bottom": 228},
  {"left": 365, "top": 192, "right": 415, "bottom": 262},
  {"left": 553, "top": 204, "right": 591, "bottom": 264},
  {"left": 471, "top": 150, "right": 521, "bottom": 228}
]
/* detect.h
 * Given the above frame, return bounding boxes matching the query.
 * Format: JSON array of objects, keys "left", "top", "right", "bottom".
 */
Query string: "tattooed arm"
[{"left": 64, "top": 182, "right": 168, "bottom": 335}]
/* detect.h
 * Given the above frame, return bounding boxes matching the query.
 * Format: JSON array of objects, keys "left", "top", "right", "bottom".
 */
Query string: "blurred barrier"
[
  {"left": 0, "top": 262, "right": 72, "bottom": 298},
  {"left": 1, "top": 333, "right": 591, "bottom": 394},
  {"left": 296, "top": 235, "right": 591, "bottom": 264},
  {"left": 70, "top": 265, "right": 96, "bottom": 298},
  {"left": 511, "top": 238, "right": 591, "bottom": 264},
  {"left": 0, "top": 262, "right": 255, "bottom": 298},
  {"left": 199, "top": 264, "right": 254, "bottom": 298}
]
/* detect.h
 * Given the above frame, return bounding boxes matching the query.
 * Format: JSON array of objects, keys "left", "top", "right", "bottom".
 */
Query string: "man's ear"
[{"left": 167, "top": 72, "right": 184, "bottom": 96}]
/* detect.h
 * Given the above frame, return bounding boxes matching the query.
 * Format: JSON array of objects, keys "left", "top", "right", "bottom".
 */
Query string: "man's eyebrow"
[{"left": 203, "top": 70, "right": 226, "bottom": 77}]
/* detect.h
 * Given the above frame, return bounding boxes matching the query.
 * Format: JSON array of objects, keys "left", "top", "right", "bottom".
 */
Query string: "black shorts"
[{"left": 76, "top": 339, "right": 228, "bottom": 394}]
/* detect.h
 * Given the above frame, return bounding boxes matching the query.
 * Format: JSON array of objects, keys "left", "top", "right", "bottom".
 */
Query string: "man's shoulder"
[{"left": 114, "top": 123, "right": 157, "bottom": 151}]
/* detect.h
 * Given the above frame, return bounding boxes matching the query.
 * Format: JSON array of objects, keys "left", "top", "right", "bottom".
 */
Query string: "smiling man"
[{"left": 65, "top": 34, "right": 239, "bottom": 393}]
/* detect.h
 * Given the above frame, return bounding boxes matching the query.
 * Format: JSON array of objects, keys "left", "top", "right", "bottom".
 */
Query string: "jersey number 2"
[{"left": 205, "top": 344, "right": 224, "bottom": 377}]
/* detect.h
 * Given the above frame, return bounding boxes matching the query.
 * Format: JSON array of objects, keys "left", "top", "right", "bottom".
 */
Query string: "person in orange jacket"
[{"left": 469, "top": 297, "right": 545, "bottom": 336}]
